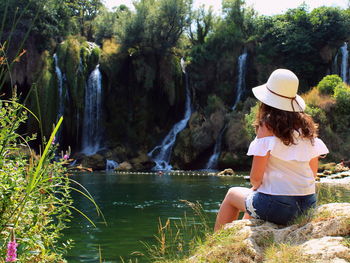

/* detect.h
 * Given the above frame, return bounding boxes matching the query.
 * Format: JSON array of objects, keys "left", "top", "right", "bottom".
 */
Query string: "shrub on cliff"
[{"left": 317, "top": 74, "right": 343, "bottom": 95}]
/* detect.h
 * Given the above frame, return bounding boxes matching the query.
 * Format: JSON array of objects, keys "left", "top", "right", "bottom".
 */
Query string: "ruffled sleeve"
[
  {"left": 247, "top": 136, "right": 329, "bottom": 162},
  {"left": 247, "top": 136, "right": 276, "bottom": 156},
  {"left": 309, "top": 138, "right": 329, "bottom": 158}
]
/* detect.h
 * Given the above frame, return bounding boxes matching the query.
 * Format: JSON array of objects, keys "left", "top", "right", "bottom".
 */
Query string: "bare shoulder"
[{"left": 257, "top": 123, "right": 274, "bottom": 138}]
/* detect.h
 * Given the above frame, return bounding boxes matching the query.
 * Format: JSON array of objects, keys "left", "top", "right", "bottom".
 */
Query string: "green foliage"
[
  {"left": 317, "top": 74, "right": 342, "bottom": 95},
  {"left": 253, "top": 6, "right": 350, "bottom": 88},
  {"left": 244, "top": 102, "right": 259, "bottom": 141},
  {"left": 305, "top": 106, "right": 327, "bottom": 125},
  {"left": 122, "top": 0, "right": 192, "bottom": 54},
  {"left": 205, "top": 95, "right": 226, "bottom": 116},
  {"left": 62, "top": 0, "right": 103, "bottom": 38},
  {"left": 188, "top": 5, "right": 215, "bottom": 45},
  {"left": 143, "top": 201, "right": 211, "bottom": 262},
  {"left": 34, "top": 51, "right": 58, "bottom": 137},
  {"left": 0, "top": 99, "right": 72, "bottom": 262},
  {"left": 333, "top": 83, "right": 350, "bottom": 113}
]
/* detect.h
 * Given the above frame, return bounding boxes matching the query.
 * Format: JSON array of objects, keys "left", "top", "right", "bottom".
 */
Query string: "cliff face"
[
  {"left": 186, "top": 203, "right": 350, "bottom": 263},
  {"left": 7, "top": 34, "right": 348, "bottom": 170}
]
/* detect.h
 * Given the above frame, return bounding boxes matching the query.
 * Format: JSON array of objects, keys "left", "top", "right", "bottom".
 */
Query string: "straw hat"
[{"left": 252, "top": 69, "right": 305, "bottom": 112}]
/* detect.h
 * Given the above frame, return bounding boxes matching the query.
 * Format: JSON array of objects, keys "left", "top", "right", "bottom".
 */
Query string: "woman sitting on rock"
[{"left": 214, "top": 69, "right": 329, "bottom": 231}]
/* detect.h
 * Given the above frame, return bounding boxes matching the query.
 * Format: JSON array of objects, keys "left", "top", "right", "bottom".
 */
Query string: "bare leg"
[
  {"left": 243, "top": 212, "right": 253, "bottom": 219},
  {"left": 214, "top": 187, "right": 252, "bottom": 232}
]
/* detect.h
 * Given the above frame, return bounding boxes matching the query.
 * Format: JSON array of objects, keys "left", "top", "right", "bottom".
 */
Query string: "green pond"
[{"left": 63, "top": 172, "right": 350, "bottom": 262}]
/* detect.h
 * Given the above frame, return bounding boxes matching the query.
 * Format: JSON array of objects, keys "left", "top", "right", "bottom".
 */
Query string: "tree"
[
  {"left": 63, "top": 0, "right": 103, "bottom": 38},
  {"left": 188, "top": 5, "right": 214, "bottom": 45},
  {"left": 122, "top": 0, "right": 192, "bottom": 54}
]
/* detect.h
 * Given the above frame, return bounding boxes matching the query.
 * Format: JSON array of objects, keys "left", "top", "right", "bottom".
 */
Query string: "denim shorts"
[{"left": 245, "top": 191, "right": 316, "bottom": 225}]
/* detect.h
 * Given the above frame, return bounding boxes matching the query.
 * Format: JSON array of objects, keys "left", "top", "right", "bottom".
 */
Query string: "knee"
[{"left": 225, "top": 187, "right": 238, "bottom": 198}]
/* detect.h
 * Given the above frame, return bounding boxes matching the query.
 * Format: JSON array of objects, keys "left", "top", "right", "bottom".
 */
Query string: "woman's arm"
[
  {"left": 309, "top": 157, "right": 319, "bottom": 178},
  {"left": 250, "top": 123, "right": 272, "bottom": 190},
  {"left": 250, "top": 154, "right": 270, "bottom": 190}
]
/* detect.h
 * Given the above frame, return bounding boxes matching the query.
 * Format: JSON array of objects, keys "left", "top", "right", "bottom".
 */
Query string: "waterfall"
[
  {"left": 332, "top": 52, "right": 339, "bottom": 75},
  {"left": 205, "top": 126, "right": 226, "bottom": 170},
  {"left": 106, "top": 160, "right": 119, "bottom": 171},
  {"left": 81, "top": 65, "right": 103, "bottom": 155},
  {"left": 53, "top": 53, "right": 65, "bottom": 119},
  {"left": 340, "top": 42, "right": 348, "bottom": 83},
  {"left": 205, "top": 51, "right": 248, "bottom": 170},
  {"left": 148, "top": 59, "right": 192, "bottom": 171},
  {"left": 232, "top": 51, "right": 248, "bottom": 110}
]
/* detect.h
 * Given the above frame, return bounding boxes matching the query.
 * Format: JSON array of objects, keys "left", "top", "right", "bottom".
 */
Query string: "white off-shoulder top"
[{"left": 247, "top": 135, "right": 329, "bottom": 195}]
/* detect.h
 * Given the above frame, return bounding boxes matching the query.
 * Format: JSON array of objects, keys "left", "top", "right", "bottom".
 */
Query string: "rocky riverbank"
[{"left": 184, "top": 203, "right": 350, "bottom": 263}]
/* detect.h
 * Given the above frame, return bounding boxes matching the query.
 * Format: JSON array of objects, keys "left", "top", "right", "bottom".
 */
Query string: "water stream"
[
  {"left": 340, "top": 42, "right": 348, "bottom": 83},
  {"left": 205, "top": 126, "right": 226, "bottom": 170},
  {"left": 232, "top": 51, "right": 248, "bottom": 110},
  {"left": 106, "top": 160, "right": 119, "bottom": 171},
  {"left": 53, "top": 53, "right": 65, "bottom": 119},
  {"left": 81, "top": 65, "right": 103, "bottom": 155},
  {"left": 205, "top": 51, "right": 248, "bottom": 169},
  {"left": 148, "top": 59, "right": 192, "bottom": 171}
]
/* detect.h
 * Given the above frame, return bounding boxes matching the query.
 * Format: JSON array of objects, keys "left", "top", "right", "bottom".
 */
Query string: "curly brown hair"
[{"left": 254, "top": 103, "right": 318, "bottom": 145}]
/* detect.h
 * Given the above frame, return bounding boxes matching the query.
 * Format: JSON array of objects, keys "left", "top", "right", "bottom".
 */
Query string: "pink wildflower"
[
  {"left": 63, "top": 154, "right": 69, "bottom": 160},
  {"left": 52, "top": 136, "right": 56, "bottom": 145},
  {"left": 6, "top": 240, "right": 18, "bottom": 262}
]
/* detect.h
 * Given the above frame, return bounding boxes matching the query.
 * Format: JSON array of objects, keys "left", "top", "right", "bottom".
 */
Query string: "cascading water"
[
  {"left": 332, "top": 52, "right": 339, "bottom": 75},
  {"left": 106, "top": 160, "right": 119, "bottom": 171},
  {"left": 148, "top": 59, "right": 192, "bottom": 171},
  {"left": 205, "top": 126, "right": 226, "bottom": 170},
  {"left": 340, "top": 42, "right": 348, "bottom": 83},
  {"left": 232, "top": 51, "right": 248, "bottom": 110},
  {"left": 205, "top": 51, "right": 248, "bottom": 169},
  {"left": 81, "top": 65, "right": 103, "bottom": 155},
  {"left": 53, "top": 53, "right": 65, "bottom": 119}
]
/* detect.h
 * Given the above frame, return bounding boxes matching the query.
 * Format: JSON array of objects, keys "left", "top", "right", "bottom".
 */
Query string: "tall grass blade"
[{"left": 27, "top": 116, "right": 63, "bottom": 193}]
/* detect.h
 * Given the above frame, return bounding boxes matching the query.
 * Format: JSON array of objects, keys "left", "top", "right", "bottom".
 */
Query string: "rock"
[
  {"left": 186, "top": 203, "right": 350, "bottom": 262},
  {"left": 323, "top": 170, "right": 333, "bottom": 175},
  {"left": 81, "top": 154, "right": 105, "bottom": 171},
  {"left": 217, "top": 168, "right": 235, "bottom": 176},
  {"left": 317, "top": 172, "right": 327, "bottom": 178},
  {"left": 116, "top": 161, "right": 133, "bottom": 171},
  {"left": 302, "top": 237, "right": 350, "bottom": 262},
  {"left": 130, "top": 153, "right": 154, "bottom": 171},
  {"left": 328, "top": 174, "right": 344, "bottom": 179}
]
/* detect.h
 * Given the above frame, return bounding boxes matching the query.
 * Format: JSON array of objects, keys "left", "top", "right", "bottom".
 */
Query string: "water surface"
[{"left": 64, "top": 172, "right": 350, "bottom": 262}]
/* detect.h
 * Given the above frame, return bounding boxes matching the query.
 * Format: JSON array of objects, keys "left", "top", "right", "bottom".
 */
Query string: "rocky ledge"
[{"left": 187, "top": 203, "right": 350, "bottom": 263}]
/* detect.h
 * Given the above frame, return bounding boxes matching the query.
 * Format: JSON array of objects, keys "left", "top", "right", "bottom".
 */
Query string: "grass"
[
  {"left": 264, "top": 243, "right": 313, "bottom": 263},
  {"left": 143, "top": 201, "right": 212, "bottom": 262},
  {"left": 342, "top": 236, "right": 350, "bottom": 248},
  {"left": 186, "top": 226, "right": 256, "bottom": 263}
]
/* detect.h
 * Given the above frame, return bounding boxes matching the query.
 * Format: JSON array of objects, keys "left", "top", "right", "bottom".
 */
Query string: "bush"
[
  {"left": 333, "top": 83, "right": 350, "bottom": 112},
  {"left": 205, "top": 95, "right": 226, "bottom": 116},
  {"left": 244, "top": 102, "right": 259, "bottom": 141},
  {"left": 305, "top": 105, "right": 327, "bottom": 125},
  {"left": 0, "top": 98, "right": 73, "bottom": 262},
  {"left": 317, "top": 74, "right": 342, "bottom": 95}
]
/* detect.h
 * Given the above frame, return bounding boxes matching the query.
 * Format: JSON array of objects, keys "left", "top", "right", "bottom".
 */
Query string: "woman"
[{"left": 214, "top": 69, "right": 329, "bottom": 231}]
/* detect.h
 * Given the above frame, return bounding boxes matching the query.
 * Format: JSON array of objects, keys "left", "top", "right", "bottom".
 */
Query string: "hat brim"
[{"left": 252, "top": 84, "right": 305, "bottom": 112}]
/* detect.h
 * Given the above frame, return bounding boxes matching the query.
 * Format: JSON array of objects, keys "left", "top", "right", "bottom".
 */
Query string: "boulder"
[
  {"left": 81, "top": 154, "right": 105, "bottom": 171},
  {"left": 217, "top": 168, "right": 235, "bottom": 176},
  {"left": 187, "top": 203, "right": 350, "bottom": 263},
  {"left": 116, "top": 161, "right": 133, "bottom": 171},
  {"left": 130, "top": 153, "right": 154, "bottom": 171}
]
